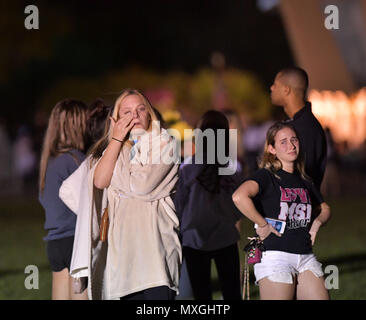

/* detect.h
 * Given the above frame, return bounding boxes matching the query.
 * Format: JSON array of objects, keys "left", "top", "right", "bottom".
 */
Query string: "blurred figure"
[
  {"left": 321, "top": 127, "right": 340, "bottom": 197},
  {"left": 222, "top": 109, "right": 248, "bottom": 240},
  {"left": 270, "top": 67, "right": 327, "bottom": 190},
  {"left": 0, "top": 118, "right": 11, "bottom": 193},
  {"left": 59, "top": 99, "right": 112, "bottom": 300},
  {"left": 39, "top": 99, "right": 88, "bottom": 300},
  {"left": 243, "top": 120, "right": 273, "bottom": 176},
  {"left": 211, "top": 51, "right": 229, "bottom": 111},
  {"left": 174, "top": 110, "right": 243, "bottom": 300},
  {"left": 12, "top": 125, "right": 37, "bottom": 194},
  {"left": 223, "top": 109, "right": 246, "bottom": 173}
]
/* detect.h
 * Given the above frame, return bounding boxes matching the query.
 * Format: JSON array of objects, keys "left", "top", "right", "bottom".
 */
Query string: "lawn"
[{"left": 0, "top": 195, "right": 365, "bottom": 300}]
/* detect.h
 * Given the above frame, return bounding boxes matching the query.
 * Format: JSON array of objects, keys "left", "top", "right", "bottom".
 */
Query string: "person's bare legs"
[
  {"left": 296, "top": 270, "right": 329, "bottom": 300},
  {"left": 258, "top": 277, "right": 296, "bottom": 300},
  {"left": 52, "top": 268, "right": 70, "bottom": 300}
]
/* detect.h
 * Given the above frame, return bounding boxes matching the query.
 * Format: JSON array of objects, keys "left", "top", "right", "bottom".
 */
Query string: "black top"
[
  {"left": 174, "top": 159, "right": 244, "bottom": 251},
  {"left": 286, "top": 102, "right": 327, "bottom": 190},
  {"left": 250, "top": 168, "right": 323, "bottom": 254}
]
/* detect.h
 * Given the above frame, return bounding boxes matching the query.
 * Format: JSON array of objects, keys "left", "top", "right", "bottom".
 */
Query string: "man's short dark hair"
[{"left": 279, "top": 67, "right": 309, "bottom": 99}]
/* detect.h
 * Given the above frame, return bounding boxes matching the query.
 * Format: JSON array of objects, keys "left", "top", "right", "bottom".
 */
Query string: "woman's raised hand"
[{"left": 110, "top": 114, "right": 139, "bottom": 142}]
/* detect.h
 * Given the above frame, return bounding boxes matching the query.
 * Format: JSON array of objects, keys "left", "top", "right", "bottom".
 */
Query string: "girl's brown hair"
[
  {"left": 259, "top": 121, "right": 309, "bottom": 181},
  {"left": 85, "top": 99, "right": 112, "bottom": 153},
  {"left": 39, "top": 99, "right": 87, "bottom": 193}
]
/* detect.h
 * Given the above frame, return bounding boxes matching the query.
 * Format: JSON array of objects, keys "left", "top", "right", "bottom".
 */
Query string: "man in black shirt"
[{"left": 270, "top": 67, "right": 327, "bottom": 190}]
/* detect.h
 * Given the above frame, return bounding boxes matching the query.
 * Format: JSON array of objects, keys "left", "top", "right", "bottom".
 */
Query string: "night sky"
[{"left": 1, "top": 0, "right": 293, "bottom": 134}]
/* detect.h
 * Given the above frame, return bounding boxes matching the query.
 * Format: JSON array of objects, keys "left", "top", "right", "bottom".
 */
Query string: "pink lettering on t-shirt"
[
  {"left": 293, "top": 188, "right": 308, "bottom": 203},
  {"left": 280, "top": 187, "right": 291, "bottom": 202}
]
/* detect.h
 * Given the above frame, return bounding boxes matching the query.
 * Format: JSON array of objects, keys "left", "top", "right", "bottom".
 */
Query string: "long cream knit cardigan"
[{"left": 87, "top": 129, "right": 181, "bottom": 300}]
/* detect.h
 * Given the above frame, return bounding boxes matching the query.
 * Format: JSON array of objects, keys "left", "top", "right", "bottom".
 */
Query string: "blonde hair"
[
  {"left": 39, "top": 99, "right": 87, "bottom": 193},
  {"left": 259, "top": 121, "right": 309, "bottom": 181},
  {"left": 111, "top": 88, "right": 158, "bottom": 133},
  {"left": 90, "top": 89, "right": 158, "bottom": 164}
]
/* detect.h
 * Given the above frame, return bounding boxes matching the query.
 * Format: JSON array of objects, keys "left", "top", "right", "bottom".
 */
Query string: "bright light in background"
[
  {"left": 257, "top": 0, "right": 279, "bottom": 12},
  {"left": 309, "top": 89, "right": 366, "bottom": 149}
]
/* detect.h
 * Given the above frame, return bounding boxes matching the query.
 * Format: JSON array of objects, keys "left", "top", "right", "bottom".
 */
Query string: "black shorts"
[
  {"left": 46, "top": 236, "right": 74, "bottom": 272},
  {"left": 120, "top": 286, "right": 176, "bottom": 300}
]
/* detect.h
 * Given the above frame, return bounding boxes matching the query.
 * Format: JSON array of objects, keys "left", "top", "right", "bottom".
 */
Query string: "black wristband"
[
  {"left": 258, "top": 222, "right": 268, "bottom": 228},
  {"left": 112, "top": 137, "right": 123, "bottom": 143}
]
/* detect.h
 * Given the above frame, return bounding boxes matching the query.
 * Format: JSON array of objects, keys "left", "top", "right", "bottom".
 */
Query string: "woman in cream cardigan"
[{"left": 90, "top": 89, "right": 181, "bottom": 300}]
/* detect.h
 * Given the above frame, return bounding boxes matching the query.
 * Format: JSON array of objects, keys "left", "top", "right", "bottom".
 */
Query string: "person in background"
[
  {"left": 84, "top": 99, "right": 113, "bottom": 152},
  {"left": 174, "top": 110, "right": 243, "bottom": 300},
  {"left": 233, "top": 122, "right": 331, "bottom": 300},
  {"left": 222, "top": 109, "right": 245, "bottom": 174},
  {"left": 12, "top": 125, "right": 37, "bottom": 194},
  {"left": 222, "top": 109, "right": 248, "bottom": 257},
  {"left": 321, "top": 127, "right": 340, "bottom": 197},
  {"left": 0, "top": 118, "right": 12, "bottom": 194},
  {"left": 39, "top": 99, "right": 88, "bottom": 300},
  {"left": 270, "top": 67, "right": 327, "bottom": 190},
  {"left": 59, "top": 99, "right": 112, "bottom": 300}
]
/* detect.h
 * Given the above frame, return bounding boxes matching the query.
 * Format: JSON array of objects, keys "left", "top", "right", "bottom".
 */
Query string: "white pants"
[{"left": 254, "top": 250, "right": 324, "bottom": 285}]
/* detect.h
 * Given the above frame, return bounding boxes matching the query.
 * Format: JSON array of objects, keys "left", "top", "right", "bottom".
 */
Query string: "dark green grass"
[
  {"left": 0, "top": 196, "right": 365, "bottom": 300},
  {"left": 0, "top": 197, "right": 51, "bottom": 299}
]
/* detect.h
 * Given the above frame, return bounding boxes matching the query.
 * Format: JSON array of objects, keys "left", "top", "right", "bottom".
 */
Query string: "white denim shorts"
[{"left": 253, "top": 250, "right": 324, "bottom": 285}]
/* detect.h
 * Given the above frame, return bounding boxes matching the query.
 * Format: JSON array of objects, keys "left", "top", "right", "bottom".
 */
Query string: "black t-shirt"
[
  {"left": 287, "top": 102, "right": 327, "bottom": 190},
  {"left": 250, "top": 168, "right": 323, "bottom": 254}
]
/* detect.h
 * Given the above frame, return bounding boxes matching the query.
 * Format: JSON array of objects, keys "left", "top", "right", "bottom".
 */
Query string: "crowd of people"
[{"left": 2, "top": 66, "right": 362, "bottom": 300}]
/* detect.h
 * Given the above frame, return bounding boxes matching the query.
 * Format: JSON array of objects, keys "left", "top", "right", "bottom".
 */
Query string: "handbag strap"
[
  {"left": 242, "top": 255, "right": 250, "bottom": 300},
  {"left": 242, "top": 236, "right": 258, "bottom": 300}
]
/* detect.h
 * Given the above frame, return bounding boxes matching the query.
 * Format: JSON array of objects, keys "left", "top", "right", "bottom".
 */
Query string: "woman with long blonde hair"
[
  {"left": 233, "top": 121, "right": 331, "bottom": 300},
  {"left": 88, "top": 89, "right": 181, "bottom": 300},
  {"left": 39, "top": 99, "right": 87, "bottom": 300}
]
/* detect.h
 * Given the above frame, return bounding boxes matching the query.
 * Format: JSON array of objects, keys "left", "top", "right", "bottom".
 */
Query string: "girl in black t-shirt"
[{"left": 233, "top": 122, "right": 331, "bottom": 300}]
